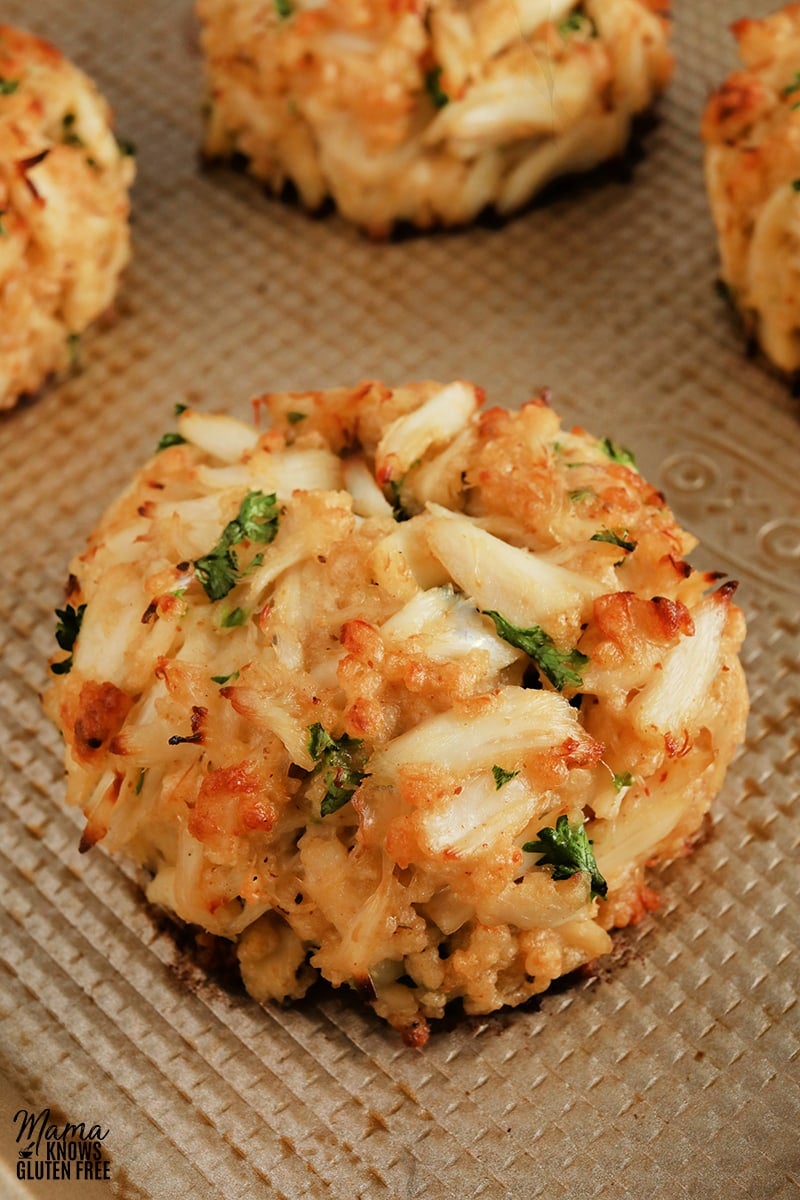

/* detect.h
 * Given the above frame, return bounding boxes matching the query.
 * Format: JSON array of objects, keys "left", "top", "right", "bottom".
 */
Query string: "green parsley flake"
[
  {"left": 386, "top": 461, "right": 420, "bottom": 522},
  {"left": 156, "top": 431, "right": 187, "bottom": 452},
  {"left": 783, "top": 71, "right": 800, "bottom": 96},
  {"left": 523, "top": 814, "right": 607, "bottom": 899},
  {"left": 612, "top": 771, "right": 634, "bottom": 792},
  {"left": 307, "top": 723, "right": 368, "bottom": 816},
  {"left": 61, "top": 112, "right": 84, "bottom": 147},
  {"left": 134, "top": 768, "right": 147, "bottom": 795},
  {"left": 274, "top": 0, "right": 293, "bottom": 16},
  {"left": 174, "top": 402, "right": 188, "bottom": 416},
  {"left": 492, "top": 765, "right": 520, "bottom": 790},
  {"left": 792, "top": 179, "right": 800, "bottom": 192},
  {"left": 235, "top": 490, "right": 280, "bottom": 543},
  {"left": 387, "top": 477, "right": 411, "bottom": 522},
  {"left": 286, "top": 411, "right": 307, "bottom": 424},
  {"left": 591, "top": 528, "right": 637, "bottom": 553},
  {"left": 50, "top": 603, "right": 86, "bottom": 675},
  {"left": 483, "top": 610, "right": 589, "bottom": 691},
  {"left": 220, "top": 606, "right": 247, "bottom": 627},
  {"left": 0, "top": 209, "right": 7, "bottom": 238},
  {"left": 211, "top": 670, "right": 240, "bottom": 684},
  {"left": 424, "top": 65, "right": 449, "bottom": 109},
  {"left": 0, "top": 77, "right": 20, "bottom": 95},
  {"left": 600, "top": 436, "right": 636, "bottom": 467},
  {"left": 559, "top": 12, "right": 597, "bottom": 37},
  {"left": 569, "top": 488, "right": 595, "bottom": 503},
  {"left": 194, "top": 490, "right": 279, "bottom": 601},
  {"left": 66, "top": 332, "right": 80, "bottom": 370},
  {"left": 197, "top": 550, "right": 239, "bottom": 603}
]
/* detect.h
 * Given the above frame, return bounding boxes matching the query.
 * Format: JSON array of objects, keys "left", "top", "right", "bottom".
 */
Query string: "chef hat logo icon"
[{"left": 18, "top": 1143, "right": 34, "bottom": 1159}]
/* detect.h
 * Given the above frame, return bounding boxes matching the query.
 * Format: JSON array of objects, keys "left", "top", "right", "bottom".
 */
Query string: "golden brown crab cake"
[
  {"left": 197, "top": 0, "right": 673, "bottom": 235},
  {"left": 44, "top": 382, "right": 748, "bottom": 1043},
  {"left": 0, "top": 25, "right": 135, "bottom": 409},
  {"left": 703, "top": 5, "right": 800, "bottom": 374}
]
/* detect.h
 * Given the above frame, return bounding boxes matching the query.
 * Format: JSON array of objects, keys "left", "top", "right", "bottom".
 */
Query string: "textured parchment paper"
[{"left": 0, "top": 2, "right": 797, "bottom": 1197}]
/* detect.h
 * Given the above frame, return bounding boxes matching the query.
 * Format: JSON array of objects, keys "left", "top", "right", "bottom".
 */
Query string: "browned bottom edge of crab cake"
[
  {"left": 141, "top": 810, "right": 717, "bottom": 1049},
  {"left": 200, "top": 108, "right": 664, "bottom": 243}
]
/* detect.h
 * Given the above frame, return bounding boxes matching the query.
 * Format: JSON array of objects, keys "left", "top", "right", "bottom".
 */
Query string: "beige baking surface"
[{"left": 1, "top": 2, "right": 798, "bottom": 1197}]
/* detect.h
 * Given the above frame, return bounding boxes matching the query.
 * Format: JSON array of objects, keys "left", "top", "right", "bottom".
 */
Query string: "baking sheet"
[{"left": 1, "top": 1, "right": 798, "bottom": 1197}]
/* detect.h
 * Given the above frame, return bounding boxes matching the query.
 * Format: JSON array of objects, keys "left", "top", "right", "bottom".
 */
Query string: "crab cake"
[
  {"left": 44, "top": 382, "right": 748, "bottom": 1043},
  {"left": 0, "top": 26, "right": 135, "bottom": 410},
  {"left": 197, "top": 0, "right": 673, "bottom": 235},
  {"left": 703, "top": 5, "right": 800, "bottom": 374}
]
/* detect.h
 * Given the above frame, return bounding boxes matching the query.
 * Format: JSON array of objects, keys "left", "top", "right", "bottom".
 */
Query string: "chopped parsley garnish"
[
  {"left": 591, "top": 528, "right": 637, "bottom": 552},
  {"left": 386, "top": 462, "right": 420, "bottom": 521},
  {"left": 612, "top": 771, "right": 634, "bottom": 792},
  {"left": 274, "top": 0, "right": 293, "bottom": 16},
  {"left": 134, "top": 768, "right": 147, "bottom": 795},
  {"left": 793, "top": 179, "right": 800, "bottom": 192},
  {"left": 61, "top": 112, "right": 84, "bottom": 147},
  {"left": 234, "top": 491, "right": 280, "bottom": 543},
  {"left": 569, "top": 488, "right": 595, "bottom": 503},
  {"left": 0, "top": 209, "right": 7, "bottom": 238},
  {"left": 783, "top": 71, "right": 800, "bottom": 96},
  {"left": 211, "top": 669, "right": 240, "bottom": 684},
  {"left": 523, "top": 814, "right": 607, "bottom": 900},
  {"left": 483, "top": 610, "right": 589, "bottom": 691},
  {"left": 174, "top": 402, "right": 188, "bottom": 416},
  {"left": 307, "top": 723, "right": 368, "bottom": 816},
  {"left": 286, "top": 411, "right": 307, "bottom": 424},
  {"left": 220, "top": 606, "right": 247, "bottom": 627},
  {"left": 387, "top": 477, "right": 411, "bottom": 522},
  {"left": 50, "top": 603, "right": 86, "bottom": 675},
  {"left": 492, "top": 765, "right": 519, "bottom": 790},
  {"left": 197, "top": 551, "right": 239, "bottom": 603},
  {"left": 424, "top": 65, "right": 449, "bottom": 109},
  {"left": 194, "top": 490, "right": 279, "bottom": 601},
  {"left": 156, "top": 431, "right": 187, "bottom": 452},
  {"left": 600, "top": 436, "right": 636, "bottom": 467},
  {"left": 559, "top": 12, "right": 597, "bottom": 36},
  {"left": 0, "top": 77, "right": 20, "bottom": 95},
  {"left": 66, "top": 332, "right": 80, "bottom": 369}
]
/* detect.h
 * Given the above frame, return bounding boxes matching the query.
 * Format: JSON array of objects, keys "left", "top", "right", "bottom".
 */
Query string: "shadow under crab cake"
[
  {"left": 149, "top": 904, "right": 648, "bottom": 1044},
  {"left": 199, "top": 111, "right": 662, "bottom": 244}
]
